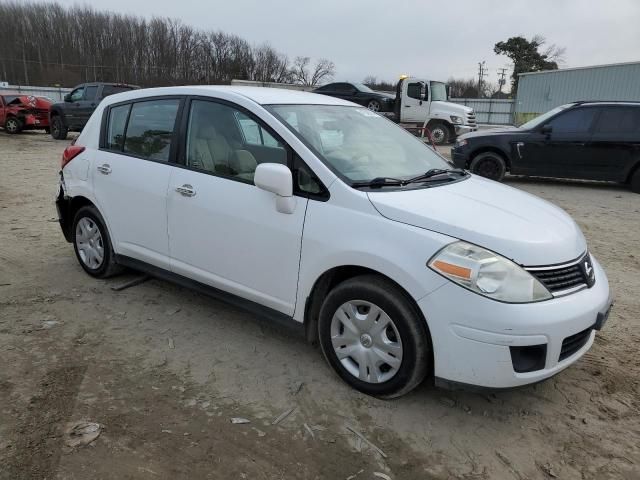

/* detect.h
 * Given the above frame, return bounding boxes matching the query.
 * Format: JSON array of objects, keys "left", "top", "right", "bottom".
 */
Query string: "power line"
[{"left": 497, "top": 67, "right": 508, "bottom": 92}]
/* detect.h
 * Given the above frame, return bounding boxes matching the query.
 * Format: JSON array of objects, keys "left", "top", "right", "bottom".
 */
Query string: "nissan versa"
[{"left": 55, "top": 86, "right": 613, "bottom": 398}]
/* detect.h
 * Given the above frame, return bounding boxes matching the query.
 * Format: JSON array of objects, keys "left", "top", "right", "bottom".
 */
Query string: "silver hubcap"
[
  {"left": 75, "top": 217, "right": 104, "bottom": 269},
  {"left": 367, "top": 101, "right": 380, "bottom": 112},
  {"left": 330, "top": 300, "right": 403, "bottom": 384},
  {"left": 6, "top": 120, "right": 18, "bottom": 132},
  {"left": 431, "top": 127, "right": 445, "bottom": 143}
]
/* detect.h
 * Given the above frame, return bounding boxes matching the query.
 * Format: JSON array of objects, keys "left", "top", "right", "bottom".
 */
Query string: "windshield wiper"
[
  {"left": 351, "top": 169, "right": 466, "bottom": 189},
  {"left": 351, "top": 177, "right": 405, "bottom": 189},
  {"left": 405, "top": 168, "right": 466, "bottom": 184}
]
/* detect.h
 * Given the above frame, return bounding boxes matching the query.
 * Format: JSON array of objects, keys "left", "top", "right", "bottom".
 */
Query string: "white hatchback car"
[{"left": 56, "top": 86, "right": 612, "bottom": 397}]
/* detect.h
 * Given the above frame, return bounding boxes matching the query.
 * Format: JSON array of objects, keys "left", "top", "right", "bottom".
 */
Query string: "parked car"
[
  {"left": 451, "top": 101, "right": 640, "bottom": 193},
  {"left": 0, "top": 93, "right": 52, "bottom": 134},
  {"left": 49, "top": 82, "right": 138, "bottom": 140},
  {"left": 56, "top": 86, "right": 612, "bottom": 397},
  {"left": 314, "top": 82, "right": 395, "bottom": 112}
]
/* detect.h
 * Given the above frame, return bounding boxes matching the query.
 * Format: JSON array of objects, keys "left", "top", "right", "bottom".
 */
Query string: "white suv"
[{"left": 56, "top": 86, "right": 612, "bottom": 397}]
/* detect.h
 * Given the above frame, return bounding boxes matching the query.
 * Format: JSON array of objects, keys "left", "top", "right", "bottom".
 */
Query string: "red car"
[{"left": 0, "top": 93, "right": 52, "bottom": 134}]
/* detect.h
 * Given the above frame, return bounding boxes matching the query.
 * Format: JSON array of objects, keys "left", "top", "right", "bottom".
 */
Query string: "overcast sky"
[{"left": 48, "top": 0, "right": 640, "bottom": 86}]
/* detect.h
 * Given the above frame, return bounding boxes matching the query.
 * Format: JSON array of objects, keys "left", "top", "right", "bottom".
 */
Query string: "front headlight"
[
  {"left": 428, "top": 241, "right": 552, "bottom": 303},
  {"left": 455, "top": 138, "right": 468, "bottom": 148},
  {"left": 450, "top": 115, "right": 463, "bottom": 124}
]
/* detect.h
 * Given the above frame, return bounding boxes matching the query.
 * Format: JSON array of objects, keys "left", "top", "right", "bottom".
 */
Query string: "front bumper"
[
  {"left": 450, "top": 148, "right": 469, "bottom": 168},
  {"left": 454, "top": 125, "right": 476, "bottom": 136},
  {"left": 419, "top": 255, "right": 612, "bottom": 389}
]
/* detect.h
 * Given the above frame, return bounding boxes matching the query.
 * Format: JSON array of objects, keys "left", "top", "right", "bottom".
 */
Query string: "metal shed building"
[{"left": 514, "top": 61, "right": 640, "bottom": 124}]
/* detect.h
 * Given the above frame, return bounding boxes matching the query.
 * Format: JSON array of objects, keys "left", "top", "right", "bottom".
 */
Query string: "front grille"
[
  {"left": 466, "top": 113, "right": 477, "bottom": 127},
  {"left": 559, "top": 327, "right": 592, "bottom": 361},
  {"left": 526, "top": 256, "right": 589, "bottom": 294}
]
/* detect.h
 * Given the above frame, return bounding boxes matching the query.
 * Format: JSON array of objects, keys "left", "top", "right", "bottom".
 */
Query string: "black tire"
[
  {"left": 470, "top": 151, "right": 507, "bottom": 182},
  {"left": 630, "top": 168, "right": 640, "bottom": 194},
  {"left": 367, "top": 99, "right": 381, "bottom": 112},
  {"left": 50, "top": 115, "right": 68, "bottom": 140},
  {"left": 44, "top": 127, "right": 50, "bottom": 134},
  {"left": 72, "top": 205, "right": 122, "bottom": 278},
  {"left": 4, "top": 117, "right": 22, "bottom": 134},
  {"left": 428, "top": 122, "right": 450, "bottom": 145},
  {"left": 318, "top": 274, "right": 431, "bottom": 399}
]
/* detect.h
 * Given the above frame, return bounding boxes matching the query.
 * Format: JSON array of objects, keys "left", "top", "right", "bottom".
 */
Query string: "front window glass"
[
  {"left": 519, "top": 104, "right": 574, "bottom": 130},
  {"left": 430, "top": 82, "right": 447, "bottom": 101},
  {"left": 548, "top": 108, "right": 597, "bottom": 133},
  {"left": 123, "top": 99, "right": 179, "bottom": 161},
  {"left": 84, "top": 86, "right": 98, "bottom": 100},
  {"left": 353, "top": 83, "right": 374, "bottom": 93},
  {"left": 70, "top": 88, "right": 84, "bottom": 102},
  {"left": 407, "top": 82, "right": 423, "bottom": 100},
  {"left": 268, "top": 105, "right": 451, "bottom": 184}
]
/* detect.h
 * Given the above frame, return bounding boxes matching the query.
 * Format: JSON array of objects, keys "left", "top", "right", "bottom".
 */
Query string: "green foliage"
[{"left": 494, "top": 36, "right": 561, "bottom": 94}]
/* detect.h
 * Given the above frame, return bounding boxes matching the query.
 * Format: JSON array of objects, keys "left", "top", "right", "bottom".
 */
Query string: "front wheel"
[
  {"left": 367, "top": 100, "right": 381, "bottom": 112},
  {"left": 470, "top": 152, "right": 507, "bottom": 182},
  {"left": 50, "top": 116, "right": 68, "bottom": 140},
  {"left": 4, "top": 117, "right": 22, "bottom": 134},
  {"left": 72, "top": 205, "right": 122, "bottom": 278},
  {"left": 428, "top": 122, "right": 450, "bottom": 145},
  {"left": 318, "top": 275, "right": 431, "bottom": 398}
]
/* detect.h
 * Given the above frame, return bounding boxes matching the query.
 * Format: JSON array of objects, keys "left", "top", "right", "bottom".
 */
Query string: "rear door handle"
[
  {"left": 97, "top": 164, "right": 111, "bottom": 175},
  {"left": 175, "top": 184, "right": 196, "bottom": 197}
]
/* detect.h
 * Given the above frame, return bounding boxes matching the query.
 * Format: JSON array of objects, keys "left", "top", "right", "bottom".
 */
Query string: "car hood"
[
  {"left": 367, "top": 175, "right": 586, "bottom": 266},
  {"left": 459, "top": 126, "right": 523, "bottom": 140}
]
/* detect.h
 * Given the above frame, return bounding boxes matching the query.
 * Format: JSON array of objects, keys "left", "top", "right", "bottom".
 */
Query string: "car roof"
[{"left": 101, "top": 85, "right": 355, "bottom": 106}]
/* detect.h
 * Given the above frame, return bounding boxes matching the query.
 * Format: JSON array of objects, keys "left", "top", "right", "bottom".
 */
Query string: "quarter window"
[
  {"left": 548, "top": 108, "right": 597, "bottom": 133},
  {"left": 123, "top": 99, "right": 180, "bottom": 162},
  {"left": 185, "top": 100, "right": 286, "bottom": 182},
  {"left": 106, "top": 104, "right": 130, "bottom": 151}
]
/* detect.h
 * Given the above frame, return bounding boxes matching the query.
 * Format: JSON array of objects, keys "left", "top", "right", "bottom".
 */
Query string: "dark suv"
[
  {"left": 49, "top": 82, "right": 137, "bottom": 140},
  {"left": 451, "top": 101, "right": 640, "bottom": 193}
]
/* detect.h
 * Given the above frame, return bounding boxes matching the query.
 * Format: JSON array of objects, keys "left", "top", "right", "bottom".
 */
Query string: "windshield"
[
  {"left": 519, "top": 103, "right": 575, "bottom": 130},
  {"left": 267, "top": 105, "right": 451, "bottom": 184},
  {"left": 353, "top": 83, "right": 374, "bottom": 93},
  {"left": 430, "top": 82, "right": 447, "bottom": 101}
]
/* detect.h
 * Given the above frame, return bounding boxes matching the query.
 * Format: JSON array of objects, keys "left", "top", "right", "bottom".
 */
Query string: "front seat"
[
  {"left": 230, "top": 150, "right": 258, "bottom": 181},
  {"left": 190, "top": 123, "right": 234, "bottom": 174}
]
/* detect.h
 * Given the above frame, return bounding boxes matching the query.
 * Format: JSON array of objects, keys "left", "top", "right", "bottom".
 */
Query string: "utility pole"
[
  {"left": 477, "top": 61, "right": 487, "bottom": 98},
  {"left": 497, "top": 67, "right": 508, "bottom": 93}
]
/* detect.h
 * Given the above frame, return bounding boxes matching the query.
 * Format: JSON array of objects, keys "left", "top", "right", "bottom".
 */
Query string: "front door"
[
  {"left": 167, "top": 98, "right": 307, "bottom": 315},
  {"left": 517, "top": 106, "right": 598, "bottom": 178},
  {"left": 401, "top": 81, "right": 428, "bottom": 123},
  {"left": 93, "top": 97, "right": 182, "bottom": 268}
]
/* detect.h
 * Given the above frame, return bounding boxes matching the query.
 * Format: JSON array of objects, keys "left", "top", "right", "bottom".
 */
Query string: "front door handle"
[
  {"left": 175, "top": 184, "right": 196, "bottom": 197},
  {"left": 97, "top": 164, "right": 111, "bottom": 175}
]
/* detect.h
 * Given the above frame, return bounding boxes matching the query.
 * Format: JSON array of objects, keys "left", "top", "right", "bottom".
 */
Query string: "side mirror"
[
  {"left": 254, "top": 163, "right": 296, "bottom": 214},
  {"left": 64, "top": 94, "right": 71, "bottom": 102},
  {"left": 541, "top": 124, "right": 552, "bottom": 135}
]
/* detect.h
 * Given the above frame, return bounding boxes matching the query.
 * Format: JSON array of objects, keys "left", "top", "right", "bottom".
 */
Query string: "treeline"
[{"left": 0, "top": 1, "right": 334, "bottom": 88}]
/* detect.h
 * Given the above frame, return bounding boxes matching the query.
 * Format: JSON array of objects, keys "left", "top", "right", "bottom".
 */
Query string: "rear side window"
[
  {"left": 123, "top": 99, "right": 180, "bottom": 162},
  {"left": 594, "top": 107, "right": 640, "bottom": 134},
  {"left": 84, "top": 86, "right": 98, "bottom": 100},
  {"left": 548, "top": 108, "right": 597, "bottom": 133},
  {"left": 102, "top": 85, "right": 134, "bottom": 98},
  {"left": 106, "top": 104, "right": 130, "bottom": 151}
]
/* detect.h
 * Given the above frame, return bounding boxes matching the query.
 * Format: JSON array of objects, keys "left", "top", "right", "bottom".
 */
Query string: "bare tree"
[{"left": 291, "top": 56, "right": 335, "bottom": 86}]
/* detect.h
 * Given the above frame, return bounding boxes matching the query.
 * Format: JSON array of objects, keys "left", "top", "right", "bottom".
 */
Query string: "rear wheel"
[
  {"left": 470, "top": 151, "right": 507, "bottom": 182},
  {"left": 4, "top": 117, "right": 22, "bottom": 134},
  {"left": 318, "top": 275, "right": 431, "bottom": 398},
  {"left": 50, "top": 115, "right": 68, "bottom": 140},
  {"left": 367, "top": 100, "right": 381, "bottom": 112},
  {"left": 428, "top": 122, "right": 450, "bottom": 145},
  {"left": 630, "top": 168, "right": 640, "bottom": 194},
  {"left": 72, "top": 205, "right": 122, "bottom": 278}
]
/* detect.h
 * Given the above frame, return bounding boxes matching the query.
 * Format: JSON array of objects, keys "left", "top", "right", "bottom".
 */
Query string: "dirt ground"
[{"left": 0, "top": 131, "right": 639, "bottom": 480}]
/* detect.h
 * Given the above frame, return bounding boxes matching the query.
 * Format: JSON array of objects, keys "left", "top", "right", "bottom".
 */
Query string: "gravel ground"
[{"left": 1, "top": 131, "right": 639, "bottom": 480}]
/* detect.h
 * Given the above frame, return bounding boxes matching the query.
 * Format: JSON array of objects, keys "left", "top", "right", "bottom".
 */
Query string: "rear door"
[
  {"left": 93, "top": 96, "right": 183, "bottom": 268},
  {"left": 588, "top": 106, "right": 640, "bottom": 182},
  {"left": 518, "top": 107, "right": 598, "bottom": 178}
]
